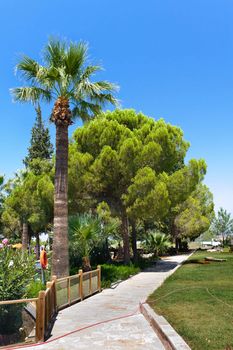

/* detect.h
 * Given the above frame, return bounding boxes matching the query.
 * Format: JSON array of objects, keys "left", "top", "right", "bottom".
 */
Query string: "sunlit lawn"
[{"left": 148, "top": 250, "right": 233, "bottom": 350}]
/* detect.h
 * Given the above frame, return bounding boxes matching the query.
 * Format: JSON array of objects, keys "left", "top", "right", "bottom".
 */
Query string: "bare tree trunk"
[
  {"left": 52, "top": 124, "right": 69, "bottom": 278},
  {"left": 22, "top": 222, "right": 28, "bottom": 252},
  {"left": 131, "top": 221, "right": 138, "bottom": 264},
  {"left": 222, "top": 233, "right": 225, "bottom": 246},
  {"left": 121, "top": 210, "right": 130, "bottom": 264}
]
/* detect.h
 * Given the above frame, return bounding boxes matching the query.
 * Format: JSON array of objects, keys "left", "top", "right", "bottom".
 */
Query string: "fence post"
[
  {"left": 89, "top": 271, "right": 92, "bottom": 295},
  {"left": 79, "top": 269, "right": 83, "bottom": 300},
  {"left": 97, "top": 265, "right": 101, "bottom": 292},
  {"left": 36, "top": 290, "right": 46, "bottom": 342},
  {"left": 52, "top": 276, "right": 57, "bottom": 312},
  {"left": 68, "top": 277, "right": 71, "bottom": 305}
]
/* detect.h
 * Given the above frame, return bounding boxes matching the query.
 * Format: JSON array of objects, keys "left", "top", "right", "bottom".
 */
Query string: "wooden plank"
[
  {"left": 79, "top": 269, "right": 83, "bottom": 300},
  {"left": 56, "top": 272, "right": 80, "bottom": 282},
  {"left": 52, "top": 276, "right": 57, "bottom": 312},
  {"left": 0, "top": 298, "right": 38, "bottom": 305},
  {"left": 97, "top": 265, "right": 101, "bottom": 292},
  {"left": 68, "top": 277, "right": 71, "bottom": 305},
  {"left": 35, "top": 290, "right": 45, "bottom": 342},
  {"left": 89, "top": 271, "right": 92, "bottom": 295}
]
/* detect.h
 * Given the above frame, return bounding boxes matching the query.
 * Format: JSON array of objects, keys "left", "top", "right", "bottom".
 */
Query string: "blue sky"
[{"left": 0, "top": 0, "right": 232, "bottom": 213}]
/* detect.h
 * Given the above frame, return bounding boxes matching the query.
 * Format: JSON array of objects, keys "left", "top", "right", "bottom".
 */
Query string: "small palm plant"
[
  {"left": 144, "top": 231, "right": 171, "bottom": 257},
  {"left": 69, "top": 214, "right": 104, "bottom": 271}
]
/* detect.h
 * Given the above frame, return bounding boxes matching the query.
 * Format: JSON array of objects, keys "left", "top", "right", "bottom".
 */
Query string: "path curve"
[{"left": 20, "top": 254, "right": 190, "bottom": 350}]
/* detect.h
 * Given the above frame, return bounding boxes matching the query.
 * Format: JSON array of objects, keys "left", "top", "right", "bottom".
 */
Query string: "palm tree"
[
  {"left": 69, "top": 214, "right": 102, "bottom": 270},
  {"left": 144, "top": 231, "right": 171, "bottom": 258},
  {"left": 12, "top": 39, "right": 118, "bottom": 277}
]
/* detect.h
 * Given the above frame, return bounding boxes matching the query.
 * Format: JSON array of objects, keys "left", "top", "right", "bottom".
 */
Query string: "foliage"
[
  {"left": 0, "top": 247, "right": 35, "bottom": 301},
  {"left": 12, "top": 37, "right": 118, "bottom": 277},
  {"left": 211, "top": 207, "right": 233, "bottom": 244},
  {"left": 96, "top": 201, "right": 121, "bottom": 241},
  {"left": 69, "top": 213, "right": 103, "bottom": 259},
  {"left": 24, "top": 104, "right": 53, "bottom": 168},
  {"left": 11, "top": 38, "right": 118, "bottom": 123},
  {"left": 69, "top": 109, "right": 192, "bottom": 261},
  {"left": 144, "top": 231, "right": 171, "bottom": 257},
  {"left": 174, "top": 184, "right": 214, "bottom": 240},
  {"left": 123, "top": 167, "right": 170, "bottom": 222},
  {"left": 101, "top": 263, "right": 140, "bottom": 288},
  {"left": 26, "top": 280, "right": 45, "bottom": 298},
  {"left": 0, "top": 246, "right": 36, "bottom": 334},
  {"left": 2, "top": 162, "right": 54, "bottom": 237}
]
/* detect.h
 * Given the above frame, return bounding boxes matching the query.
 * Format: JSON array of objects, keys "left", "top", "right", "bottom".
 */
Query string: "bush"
[
  {"left": 101, "top": 264, "right": 140, "bottom": 288},
  {"left": 26, "top": 280, "right": 45, "bottom": 298},
  {"left": 144, "top": 231, "right": 171, "bottom": 257},
  {"left": 0, "top": 247, "right": 35, "bottom": 301},
  {"left": 0, "top": 246, "right": 35, "bottom": 334}
]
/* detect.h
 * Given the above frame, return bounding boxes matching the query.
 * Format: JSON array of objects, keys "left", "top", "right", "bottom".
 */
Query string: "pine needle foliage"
[{"left": 24, "top": 104, "right": 53, "bottom": 167}]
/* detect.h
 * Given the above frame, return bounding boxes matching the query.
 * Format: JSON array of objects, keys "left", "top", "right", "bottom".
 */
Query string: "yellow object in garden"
[{"left": 12, "top": 243, "right": 22, "bottom": 249}]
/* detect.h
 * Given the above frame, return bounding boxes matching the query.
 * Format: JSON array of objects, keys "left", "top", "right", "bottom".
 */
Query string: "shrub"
[
  {"left": 0, "top": 247, "right": 35, "bottom": 301},
  {"left": 26, "top": 280, "right": 45, "bottom": 298},
  {"left": 144, "top": 231, "right": 171, "bottom": 257},
  {"left": 0, "top": 246, "right": 35, "bottom": 334},
  {"left": 101, "top": 264, "right": 140, "bottom": 288}
]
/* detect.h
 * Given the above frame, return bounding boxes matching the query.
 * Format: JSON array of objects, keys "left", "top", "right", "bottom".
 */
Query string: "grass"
[
  {"left": 101, "top": 264, "right": 140, "bottom": 288},
  {"left": 148, "top": 250, "right": 233, "bottom": 350}
]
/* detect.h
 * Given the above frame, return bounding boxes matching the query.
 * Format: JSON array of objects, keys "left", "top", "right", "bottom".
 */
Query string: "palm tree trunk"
[
  {"left": 52, "top": 124, "right": 69, "bottom": 278},
  {"left": 121, "top": 210, "right": 130, "bottom": 264},
  {"left": 22, "top": 222, "right": 28, "bottom": 252}
]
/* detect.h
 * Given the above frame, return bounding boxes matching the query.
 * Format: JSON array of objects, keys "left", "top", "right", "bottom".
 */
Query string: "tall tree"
[
  {"left": 211, "top": 207, "right": 233, "bottom": 245},
  {"left": 69, "top": 109, "right": 190, "bottom": 263},
  {"left": 12, "top": 39, "right": 117, "bottom": 277},
  {"left": 2, "top": 166, "right": 54, "bottom": 251},
  {"left": 166, "top": 159, "right": 208, "bottom": 248},
  {"left": 174, "top": 184, "right": 214, "bottom": 241},
  {"left": 24, "top": 104, "right": 53, "bottom": 168}
]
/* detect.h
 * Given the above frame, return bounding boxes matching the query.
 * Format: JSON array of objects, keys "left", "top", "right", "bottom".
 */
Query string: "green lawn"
[{"left": 148, "top": 250, "right": 233, "bottom": 350}]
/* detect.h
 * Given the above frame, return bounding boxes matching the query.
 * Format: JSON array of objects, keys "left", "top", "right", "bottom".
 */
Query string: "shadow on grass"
[{"left": 183, "top": 259, "right": 210, "bottom": 265}]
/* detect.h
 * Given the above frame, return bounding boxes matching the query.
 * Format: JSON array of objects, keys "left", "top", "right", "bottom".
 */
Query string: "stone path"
[{"left": 21, "top": 254, "right": 190, "bottom": 350}]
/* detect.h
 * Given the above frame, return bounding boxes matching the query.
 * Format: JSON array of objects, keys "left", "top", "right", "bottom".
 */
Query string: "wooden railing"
[
  {"left": 55, "top": 266, "right": 101, "bottom": 310},
  {"left": 0, "top": 266, "right": 101, "bottom": 345}
]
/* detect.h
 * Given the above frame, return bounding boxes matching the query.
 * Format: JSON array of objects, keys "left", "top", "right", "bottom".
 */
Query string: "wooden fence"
[{"left": 0, "top": 266, "right": 101, "bottom": 344}]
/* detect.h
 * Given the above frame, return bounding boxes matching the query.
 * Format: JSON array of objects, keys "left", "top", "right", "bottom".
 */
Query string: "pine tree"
[{"left": 24, "top": 104, "right": 53, "bottom": 167}]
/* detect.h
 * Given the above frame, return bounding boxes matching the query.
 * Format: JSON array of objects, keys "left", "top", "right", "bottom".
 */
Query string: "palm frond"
[
  {"left": 80, "top": 65, "right": 103, "bottom": 80},
  {"left": 90, "top": 93, "right": 119, "bottom": 107},
  {"left": 94, "top": 80, "right": 119, "bottom": 93},
  {"left": 16, "top": 56, "right": 56, "bottom": 90},
  {"left": 64, "top": 42, "right": 88, "bottom": 76},
  {"left": 16, "top": 56, "right": 41, "bottom": 82},
  {"left": 73, "top": 80, "right": 118, "bottom": 100},
  {"left": 13, "top": 38, "right": 118, "bottom": 114},
  {"left": 72, "top": 102, "right": 102, "bottom": 122},
  {"left": 43, "top": 39, "right": 66, "bottom": 67},
  {"left": 11, "top": 87, "right": 52, "bottom": 103}
]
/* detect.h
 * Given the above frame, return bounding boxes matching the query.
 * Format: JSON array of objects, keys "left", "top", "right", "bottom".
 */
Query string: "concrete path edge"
[
  {"left": 140, "top": 303, "right": 191, "bottom": 350},
  {"left": 138, "top": 251, "right": 195, "bottom": 350}
]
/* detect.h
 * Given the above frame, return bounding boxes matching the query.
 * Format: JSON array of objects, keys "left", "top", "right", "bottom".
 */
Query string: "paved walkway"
[{"left": 24, "top": 254, "right": 189, "bottom": 350}]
